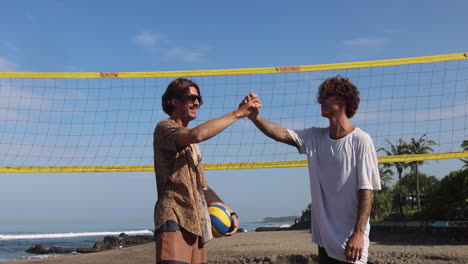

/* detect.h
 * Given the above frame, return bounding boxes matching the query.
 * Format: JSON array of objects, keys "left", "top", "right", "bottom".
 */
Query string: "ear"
[
  {"left": 170, "top": 98, "right": 179, "bottom": 107},
  {"left": 334, "top": 96, "right": 346, "bottom": 106}
]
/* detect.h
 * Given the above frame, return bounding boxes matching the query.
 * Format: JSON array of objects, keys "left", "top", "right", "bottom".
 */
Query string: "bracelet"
[{"left": 230, "top": 212, "right": 238, "bottom": 218}]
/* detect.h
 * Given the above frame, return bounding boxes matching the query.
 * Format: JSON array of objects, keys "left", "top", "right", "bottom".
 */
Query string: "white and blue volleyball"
[{"left": 209, "top": 205, "right": 232, "bottom": 238}]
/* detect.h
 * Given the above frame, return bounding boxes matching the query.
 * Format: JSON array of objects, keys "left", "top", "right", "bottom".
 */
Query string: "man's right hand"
[{"left": 237, "top": 92, "right": 261, "bottom": 118}]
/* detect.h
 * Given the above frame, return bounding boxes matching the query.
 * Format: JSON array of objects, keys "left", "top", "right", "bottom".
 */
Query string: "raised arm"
[
  {"left": 176, "top": 94, "right": 261, "bottom": 148},
  {"left": 241, "top": 93, "right": 297, "bottom": 147},
  {"left": 344, "top": 189, "right": 374, "bottom": 262},
  {"left": 249, "top": 114, "right": 297, "bottom": 147}
]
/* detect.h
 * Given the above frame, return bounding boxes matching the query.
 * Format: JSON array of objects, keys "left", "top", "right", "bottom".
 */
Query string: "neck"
[
  {"left": 170, "top": 115, "right": 189, "bottom": 127},
  {"left": 328, "top": 115, "right": 354, "bottom": 139}
]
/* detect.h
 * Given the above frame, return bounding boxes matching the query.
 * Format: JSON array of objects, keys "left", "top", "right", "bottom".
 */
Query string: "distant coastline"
[{"left": 262, "top": 216, "right": 298, "bottom": 223}]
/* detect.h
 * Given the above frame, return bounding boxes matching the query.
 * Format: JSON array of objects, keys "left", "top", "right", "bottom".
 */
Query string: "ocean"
[{"left": 0, "top": 221, "right": 293, "bottom": 262}]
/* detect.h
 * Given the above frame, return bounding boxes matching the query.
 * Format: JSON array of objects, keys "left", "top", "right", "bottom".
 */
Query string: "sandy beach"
[{"left": 5, "top": 230, "right": 468, "bottom": 264}]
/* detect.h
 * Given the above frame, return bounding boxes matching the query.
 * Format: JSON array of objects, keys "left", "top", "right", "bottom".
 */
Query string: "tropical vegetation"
[{"left": 372, "top": 136, "right": 467, "bottom": 221}]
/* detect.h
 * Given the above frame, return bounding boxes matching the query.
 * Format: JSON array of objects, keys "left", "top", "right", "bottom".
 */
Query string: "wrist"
[
  {"left": 248, "top": 113, "right": 259, "bottom": 122},
  {"left": 233, "top": 109, "right": 244, "bottom": 119}
]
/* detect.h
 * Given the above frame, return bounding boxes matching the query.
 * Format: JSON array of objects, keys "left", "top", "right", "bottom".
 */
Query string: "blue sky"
[
  {"left": 0, "top": 0, "right": 467, "bottom": 228},
  {"left": 1, "top": 0, "right": 467, "bottom": 72}
]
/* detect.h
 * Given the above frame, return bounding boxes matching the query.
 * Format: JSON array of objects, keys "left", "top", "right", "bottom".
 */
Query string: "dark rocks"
[
  {"left": 121, "top": 235, "right": 154, "bottom": 246},
  {"left": 26, "top": 244, "right": 75, "bottom": 254},
  {"left": 48, "top": 246, "right": 75, "bottom": 254},
  {"left": 102, "top": 235, "right": 120, "bottom": 249},
  {"left": 255, "top": 226, "right": 291, "bottom": 232},
  {"left": 26, "top": 245, "right": 48, "bottom": 254},
  {"left": 25, "top": 234, "right": 154, "bottom": 255},
  {"left": 76, "top": 248, "right": 101, "bottom": 254}
]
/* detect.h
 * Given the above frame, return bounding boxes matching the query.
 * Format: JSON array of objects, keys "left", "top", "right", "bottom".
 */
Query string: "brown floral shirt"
[{"left": 153, "top": 118, "right": 209, "bottom": 237}]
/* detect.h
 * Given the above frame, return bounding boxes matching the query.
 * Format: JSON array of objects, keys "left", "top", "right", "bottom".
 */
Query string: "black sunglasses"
[
  {"left": 318, "top": 91, "right": 336, "bottom": 101},
  {"left": 184, "top": 94, "right": 203, "bottom": 105}
]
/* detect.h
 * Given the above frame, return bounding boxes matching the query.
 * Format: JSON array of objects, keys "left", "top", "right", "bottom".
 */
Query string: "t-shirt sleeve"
[
  {"left": 287, "top": 128, "right": 307, "bottom": 155},
  {"left": 356, "top": 134, "right": 382, "bottom": 191},
  {"left": 154, "top": 120, "right": 187, "bottom": 153}
]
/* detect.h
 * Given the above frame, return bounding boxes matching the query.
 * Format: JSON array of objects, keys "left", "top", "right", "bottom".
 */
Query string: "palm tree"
[
  {"left": 378, "top": 164, "right": 394, "bottom": 187},
  {"left": 377, "top": 138, "right": 410, "bottom": 181},
  {"left": 461, "top": 140, "right": 468, "bottom": 169},
  {"left": 407, "top": 134, "right": 438, "bottom": 210},
  {"left": 378, "top": 138, "right": 410, "bottom": 216}
]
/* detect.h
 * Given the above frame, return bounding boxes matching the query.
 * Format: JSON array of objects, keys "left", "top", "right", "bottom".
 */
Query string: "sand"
[{"left": 5, "top": 230, "right": 468, "bottom": 264}]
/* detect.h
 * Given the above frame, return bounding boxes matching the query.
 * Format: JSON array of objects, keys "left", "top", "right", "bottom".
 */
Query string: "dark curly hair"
[
  {"left": 317, "top": 75, "right": 360, "bottom": 118},
  {"left": 162, "top": 78, "right": 201, "bottom": 115}
]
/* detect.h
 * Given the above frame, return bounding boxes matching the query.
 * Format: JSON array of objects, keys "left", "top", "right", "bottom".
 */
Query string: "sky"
[{"left": 0, "top": 0, "right": 467, "bottom": 229}]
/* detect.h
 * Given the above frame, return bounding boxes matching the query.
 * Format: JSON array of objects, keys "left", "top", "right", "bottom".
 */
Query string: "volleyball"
[{"left": 209, "top": 205, "right": 232, "bottom": 238}]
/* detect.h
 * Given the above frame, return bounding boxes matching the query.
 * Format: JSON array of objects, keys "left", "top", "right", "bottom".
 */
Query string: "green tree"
[
  {"left": 399, "top": 171, "right": 439, "bottom": 210},
  {"left": 461, "top": 140, "right": 468, "bottom": 169},
  {"left": 378, "top": 138, "right": 410, "bottom": 181},
  {"left": 391, "top": 182, "right": 410, "bottom": 217},
  {"left": 379, "top": 164, "right": 394, "bottom": 187},
  {"left": 372, "top": 185, "right": 393, "bottom": 221},
  {"left": 407, "top": 134, "right": 438, "bottom": 210},
  {"left": 423, "top": 169, "right": 468, "bottom": 220},
  {"left": 372, "top": 165, "right": 394, "bottom": 221},
  {"left": 378, "top": 138, "right": 410, "bottom": 215}
]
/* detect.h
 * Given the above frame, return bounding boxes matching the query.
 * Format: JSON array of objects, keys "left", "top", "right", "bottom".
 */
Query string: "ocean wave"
[{"left": 0, "top": 229, "right": 153, "bottom": 240}]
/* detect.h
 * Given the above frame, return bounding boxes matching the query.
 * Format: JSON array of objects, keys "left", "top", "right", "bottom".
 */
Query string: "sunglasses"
[
  {"left": 318, "top": 91, "right": 336, "bottom": 101},
  {"left": 184, "top": 94, "right": 203, "bottom": 105}
]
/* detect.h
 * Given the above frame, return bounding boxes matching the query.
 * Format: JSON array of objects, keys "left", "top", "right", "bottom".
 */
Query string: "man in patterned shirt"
[{"left": 153, "top": 78, "right": 261, "bottom": 264}]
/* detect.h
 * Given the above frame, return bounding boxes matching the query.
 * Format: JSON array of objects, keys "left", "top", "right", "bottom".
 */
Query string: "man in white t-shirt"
[{"left": 244, "top": 76, "right": 381, "bottom": 264}]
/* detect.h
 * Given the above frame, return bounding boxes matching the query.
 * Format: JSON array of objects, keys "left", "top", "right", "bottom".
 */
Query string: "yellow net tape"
[
  {"left": 0, "top": 152, "right": 466, "bottom": 173},
  {"left": 0, "top": 52, "right": 466, "bottom": 79}
]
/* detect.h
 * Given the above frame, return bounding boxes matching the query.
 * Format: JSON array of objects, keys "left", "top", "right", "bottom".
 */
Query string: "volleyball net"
[{"left": 0, "top": 52, "right": 467, "bottom": 173}]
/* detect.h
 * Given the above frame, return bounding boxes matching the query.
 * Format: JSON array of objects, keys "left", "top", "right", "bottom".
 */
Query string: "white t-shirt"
[{"left": 288, "top": 127, "right": 381, "bottom": 263}]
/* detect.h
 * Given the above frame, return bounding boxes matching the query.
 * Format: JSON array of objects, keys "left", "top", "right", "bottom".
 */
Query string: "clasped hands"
[{"left": 238, "top": 92, "right": 261, "bottom": 118}]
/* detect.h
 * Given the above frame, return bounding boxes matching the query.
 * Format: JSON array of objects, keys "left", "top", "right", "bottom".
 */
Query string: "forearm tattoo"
[
  {"left": 354, "top": 189, "right": 374, "bottom": 233},
  {"left": 255, "top": 117, "right": 295, "bottom": 146}
]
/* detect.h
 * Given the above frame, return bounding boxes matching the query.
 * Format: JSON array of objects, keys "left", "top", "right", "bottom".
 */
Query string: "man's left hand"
[{"left": 225, "top": 213, "right": 239, "bottom": 236}]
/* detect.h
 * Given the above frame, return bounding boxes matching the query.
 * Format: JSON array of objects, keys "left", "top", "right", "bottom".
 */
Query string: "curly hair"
[
  {"left": 162, "top": 78, "right": 201, "bottom": 115},
  {"left": 317, "top": 75, "right": 360, "bottom": 118}
]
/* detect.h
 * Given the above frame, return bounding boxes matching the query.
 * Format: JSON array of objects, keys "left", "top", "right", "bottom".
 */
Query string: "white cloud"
[
  {"left": 135, "top": 31, "right": 203, "bottom": 63},
  {"left": 343, "top": 37, "right": 386, "bottom": 48},
  {"left": 0, "top": 58, "right": 19, "bottom": 71},
  {"left": 135, "top": 32, "right": 163, "bottom": 52},
  {"left": 166, "top": 47, "right": 202, "bottom": 63}
]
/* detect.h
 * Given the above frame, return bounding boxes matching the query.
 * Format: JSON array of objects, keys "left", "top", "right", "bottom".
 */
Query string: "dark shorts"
[
  {"left": 318, "top": 246, "right": 349, "bottom": 264},
  {"left": 154, "top": 221, "right": 207, "bottom": 264}
]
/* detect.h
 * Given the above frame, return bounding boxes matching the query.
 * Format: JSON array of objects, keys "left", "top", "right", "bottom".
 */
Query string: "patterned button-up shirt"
[{"left": 153, "top": 118, "right": 209, "bottom": 237}]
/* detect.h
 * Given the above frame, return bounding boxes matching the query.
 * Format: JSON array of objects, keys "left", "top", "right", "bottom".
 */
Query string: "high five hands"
[{"left": 239, "top": 92, "right": 261, "bottom": 118}]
